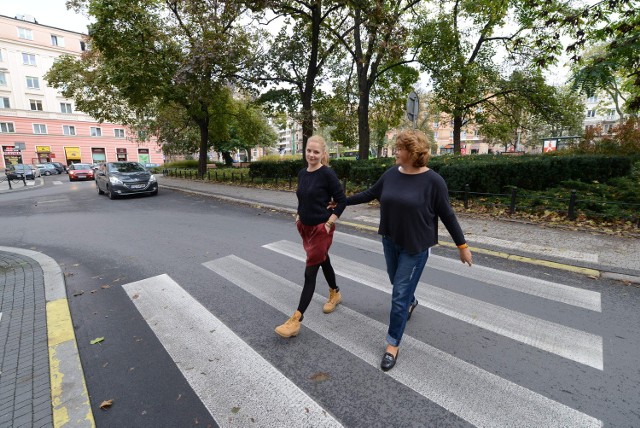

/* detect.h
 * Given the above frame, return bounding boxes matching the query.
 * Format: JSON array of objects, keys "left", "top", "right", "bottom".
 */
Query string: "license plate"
[
  {"left": 131, "top": 184, "right": 145, "bottom": 189},
  {"left": 77, "top": 175, "right": 85, "bottom": 178}
]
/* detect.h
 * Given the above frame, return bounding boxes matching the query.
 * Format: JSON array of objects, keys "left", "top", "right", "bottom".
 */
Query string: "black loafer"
[
  {"left": 408, "top": 299, "right": 419, "bottom": 320},
  {"left": 380, "top": 350, "right": 398, "bottom": 371}
]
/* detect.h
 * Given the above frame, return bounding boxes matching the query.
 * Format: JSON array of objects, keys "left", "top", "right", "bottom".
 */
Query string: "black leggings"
[{"left": 297, "top": 256, "right": 339, "bottom": 314}]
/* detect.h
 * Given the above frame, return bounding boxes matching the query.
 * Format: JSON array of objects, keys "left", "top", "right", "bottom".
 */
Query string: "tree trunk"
[
  {"left": 453, "top": 115, "right": 463, "bottom": 154},
  {"left": 222, "top": 151, "right": 233, "bottom": 166},
  {"left": 197, "top": 114, "right": 209, "bottom": 177}
]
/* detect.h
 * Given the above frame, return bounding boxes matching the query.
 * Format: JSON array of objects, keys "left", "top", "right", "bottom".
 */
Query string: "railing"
[
  {"left": 163, "top": 169, "right": 640, "bottom": 227},
  {"left": 1, "top": 174, "right": 27, "bottom": 189}
]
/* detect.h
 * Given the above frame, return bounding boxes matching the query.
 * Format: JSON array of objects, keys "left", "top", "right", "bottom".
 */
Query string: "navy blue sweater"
[
  {"left": 346, "top": 166, "right": 466, "bottom": 254},
  {"left": 296, "top": 166, "right": 347, "bottom": 226}
]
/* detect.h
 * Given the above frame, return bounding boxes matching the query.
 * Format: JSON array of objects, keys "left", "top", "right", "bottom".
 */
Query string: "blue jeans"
[{"left": 382, "top": 236, "right": 429, "bottom": 347}]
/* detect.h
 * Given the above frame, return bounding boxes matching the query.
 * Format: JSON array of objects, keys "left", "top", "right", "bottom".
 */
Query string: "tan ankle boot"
[
  {"left": 275, "top": 310, "right": 303, "bottom": 338},
  {"left": 323, "top": 289, "right": 342, "bottom": 313}
]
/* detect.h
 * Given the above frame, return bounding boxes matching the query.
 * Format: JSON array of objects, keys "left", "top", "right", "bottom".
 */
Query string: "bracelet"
[
  {"left": 457, "top": 243, "right": 469, "bottom": 249},
  {"left": 326, "top": 221, "right": 334, "bottom": 227}
]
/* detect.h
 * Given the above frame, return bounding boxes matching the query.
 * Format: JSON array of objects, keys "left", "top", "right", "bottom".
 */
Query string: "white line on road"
[
  {"left": 205, "top": 255, "right": 602, "bottom": 428},
  {"left": 264, "top": 240, "right": 603, "bottom": 370},
  {"left": 122, "top": 274, "right": 342, "bottom": 428},
  {"left": 332, "top": 231, "right": 602, "bottom": 312}
]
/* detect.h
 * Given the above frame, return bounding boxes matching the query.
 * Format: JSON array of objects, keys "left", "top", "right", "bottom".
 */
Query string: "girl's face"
[{"left": 306, "top": 141, "right": 323, "bottom": 167}]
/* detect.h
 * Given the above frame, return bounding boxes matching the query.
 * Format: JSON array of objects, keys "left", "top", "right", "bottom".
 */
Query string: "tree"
[
  {"left": 563, "top": 0, "right": 640, "bottom": 112},
  {"left": 251, "top": 1, "right": 349, "bottom": 159},
  {"left": 413, "top": 0, "right": 566, "bottom": 154},
  {"left": 477, "top": 73, "right": 584, "bottom": 151},
  {"left": 330, "top": 0, "right": 421, "bottom": 160},
  {"left": 50, "top": 0, "right": 260, "bottom": 176}
]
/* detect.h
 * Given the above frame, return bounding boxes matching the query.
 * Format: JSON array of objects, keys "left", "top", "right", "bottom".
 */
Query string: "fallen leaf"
[
  {"left": 132, "top": 293, "right": 139, "bottom": 299},
  {"left": 587, "top": 275, "right": 598, "bottom": 280},
  {"left": 90, "top": 337, "right": 105, "bottom": 345},
  {"left": 99, "top": 399, "right": 113, "bottom": 410},
  {"left": 90, "top": 289, "right": 98, "bottom": 294},
  {"left": 101, "top": 285, "right": 111, "bottom": 289},
  {"left": 310, "top": 372, "right": 330, "bottom": 382},
  {"left": 73, "top": 290, "right": 84, "bottom": 297},
  {"left": 72, "top": 263, "right": 80, "bottom": 267},
  {"left": 231, "top": 407, "right": 241, "bottom": 414},
  {"left": 64, "top": 272, "right": 74, "bottom": 277}
]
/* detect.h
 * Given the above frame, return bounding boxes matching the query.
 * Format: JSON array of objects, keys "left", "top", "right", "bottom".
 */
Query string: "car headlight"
[
  {"left": 109, "top": 176, "right": 123, "bottom": 185},
  {"left": 149, "top": 174, "right": 156, "bottom": 183}
]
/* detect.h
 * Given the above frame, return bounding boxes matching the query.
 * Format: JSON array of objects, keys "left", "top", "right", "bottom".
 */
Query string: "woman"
[
  {"left": 347, "top": 129, "right": 472, "bottom": 371},
  {"left": 275, "top": 135, "right": 347, "bottom": 338}
]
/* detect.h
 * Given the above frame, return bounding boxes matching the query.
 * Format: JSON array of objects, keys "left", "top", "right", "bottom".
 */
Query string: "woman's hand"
[
  {"left": 459, "top": 247, "right": 473, "bottom": 266},
  {"left": 327, "top": 201, "right": 337, "bottom": 209}
]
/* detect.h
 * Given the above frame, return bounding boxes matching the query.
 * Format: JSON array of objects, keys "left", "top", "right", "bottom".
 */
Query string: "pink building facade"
[{"left": 0, "top": 14, "right": 163, "bottom": 169}]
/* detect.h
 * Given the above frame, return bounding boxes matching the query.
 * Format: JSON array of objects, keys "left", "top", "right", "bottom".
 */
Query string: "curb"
[
  {"left": 160, "top": 183, "right": 640, "bottom": 283},
  {"left": 0, "top": 247, "right": 95, "bottom": 428}
]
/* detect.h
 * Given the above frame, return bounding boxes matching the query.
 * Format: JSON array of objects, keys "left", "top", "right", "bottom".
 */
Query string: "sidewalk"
[
  {"left": 157, "top": 175, "right": 640, "bottom": 284},
  {"left": 0, "top": 176, "right": 42, "bottom": 193}
]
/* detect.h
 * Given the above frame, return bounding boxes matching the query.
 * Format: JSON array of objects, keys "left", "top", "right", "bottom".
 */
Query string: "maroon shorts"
[{"left": 297, "top": 222, "right": 335, "bottom": 266}]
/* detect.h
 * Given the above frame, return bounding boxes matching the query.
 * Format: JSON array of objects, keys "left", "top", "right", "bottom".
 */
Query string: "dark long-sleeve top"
[
  {"left": 346, "top": 166, "right": 466, "bottom": 254},
  {"left": 296, "top": 165, "right": 347, "bottom": 226}
]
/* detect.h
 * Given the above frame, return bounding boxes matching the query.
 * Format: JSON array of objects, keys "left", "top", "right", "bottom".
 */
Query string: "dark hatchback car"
[
  {"left": 48, "top": 162, "right": 67, "bottom": 174},
  {"left": 5, "top": 164, "right": 41, "bottom": 180},
  {"left": 95, "top": 161, "right": 158, "bottom": 199}
]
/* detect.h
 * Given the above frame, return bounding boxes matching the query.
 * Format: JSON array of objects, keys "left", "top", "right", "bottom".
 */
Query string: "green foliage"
[{"left": 249, "top": 159, "right": 304, "bottom": 178}]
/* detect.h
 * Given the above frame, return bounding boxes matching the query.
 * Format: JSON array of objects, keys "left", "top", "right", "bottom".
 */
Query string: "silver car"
[{"left": 95, "top": 161, "right": 158, "bottom": 199}]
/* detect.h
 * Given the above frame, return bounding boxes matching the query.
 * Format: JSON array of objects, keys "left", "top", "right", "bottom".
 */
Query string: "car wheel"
[
  {"left": 107, "top": 186, "right": 118, "bottom": 200},
  {"left": 97, "top": 183, "right": 104, "bottom": 195}
]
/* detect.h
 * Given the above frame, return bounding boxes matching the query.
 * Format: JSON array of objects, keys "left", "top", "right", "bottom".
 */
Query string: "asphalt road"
[{"left": 1, "top": 176, "right": 638, "bottom": 427}]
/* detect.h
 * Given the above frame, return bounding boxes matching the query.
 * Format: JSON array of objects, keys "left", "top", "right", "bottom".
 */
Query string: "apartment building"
[{"left": 0, "top": 14, "right": 163, "bottom": 169}]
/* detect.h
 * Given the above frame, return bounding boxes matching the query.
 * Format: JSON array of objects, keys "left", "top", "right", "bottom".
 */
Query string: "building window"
[
  {"left": 0, "top": 97, "right": 9, "bottom": 108},
  {"left": 51, "top": 35, "right": 65, "bottom": 47},
  {"left": 90, "top": 127, "right": 102, "bottom": 137},
  {"left": 586, "top": 110, "right": 596, "bottom": 118},
  {"left": 0, "top": 72, "right": 6, "bottom": 86},
  {"left": 587, "top": 95, "right": 598, "bottom": 103},
  {"left": 1, "top": 122, "right": 16, "bottom": 133},
  {"left": 18, "top": 28, "right": 33, "bottom": 40},
  {"left": 26, "top": 76, "right": 40, "bottom": 89},
  {"left": 60, "top": 102, "right": 73, "bottom": 113},
  {"left": 606, "top": 108, "right": 616, "bottom": 119},
  {"left": 22, "top": 53, "right": 36, "bottom": 66},
  {"left": 33, "top": 124, "right": 47, "bottom": 134},
  {"left": 30, "top": 99, "right": 43, "bottom": 111},
  {"left": 63, "top": 125, "right": 76, "bottom": 136},
  {"left": 80, "top": 41, "right": 87, "bottom": 51},
  {"left": 114, "top": 129, "right": 125, "bottom": 138}
]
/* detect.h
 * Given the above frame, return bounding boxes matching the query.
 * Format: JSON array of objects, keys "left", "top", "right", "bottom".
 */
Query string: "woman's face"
[
  {"left": 306, "top": 141, "right": 323, "bottom": 167},
  {"left": 395, "top": 145, "right": 410, "bottom": 166}
]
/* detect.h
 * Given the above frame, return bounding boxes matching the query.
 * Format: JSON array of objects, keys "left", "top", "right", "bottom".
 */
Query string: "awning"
[{"left": 64, "top": 147, "right": 82, "bottom": 160}]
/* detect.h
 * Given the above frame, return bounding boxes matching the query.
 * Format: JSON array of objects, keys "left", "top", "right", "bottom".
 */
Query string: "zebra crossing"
[{"left": 121, "top": 232, "right": 603, "bottom": 427}]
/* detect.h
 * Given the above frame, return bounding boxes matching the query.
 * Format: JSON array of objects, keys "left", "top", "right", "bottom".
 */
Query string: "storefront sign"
[
  {"left": 64, "top": 147, "right": 82, "bottom": 160},
  {"left": 36, "top": 146, "right": 51, "bottom": 153}
]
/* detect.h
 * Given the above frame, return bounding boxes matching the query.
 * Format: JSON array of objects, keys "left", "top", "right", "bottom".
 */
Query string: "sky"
[{"left": 1, "top": 0, "right": 91, "bottom": 34}]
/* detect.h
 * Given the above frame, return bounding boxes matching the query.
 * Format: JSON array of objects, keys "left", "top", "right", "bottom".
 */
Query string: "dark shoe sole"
[{"left": 408, "top": 299, "right": 419, "bottom": 320}]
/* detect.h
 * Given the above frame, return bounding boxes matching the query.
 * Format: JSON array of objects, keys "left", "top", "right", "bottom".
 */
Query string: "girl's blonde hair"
[
  {"left": 396, "top": 129, "right": 430, "bottom": 167},
  {"left": 307, "top": 135, "right": 330, "bottom": 166}
]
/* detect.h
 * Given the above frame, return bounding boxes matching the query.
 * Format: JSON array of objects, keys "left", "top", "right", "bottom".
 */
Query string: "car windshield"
[
  {"left": 109, "top": 162, "right": 146, "bottom": 173},
  {"left": 74, "top": 164, "right": 92, "bottom": 169}
]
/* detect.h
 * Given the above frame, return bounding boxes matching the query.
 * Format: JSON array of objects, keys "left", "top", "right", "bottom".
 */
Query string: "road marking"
[
  {"left": 332, "top": 231, "right": 602, "bottom": 312},
  {"left": 264, "top": 240, "right": 603, "bottom": 370},
  {"left": 122, "top": 274, "right": 342, "bottom": 428},
  {"left": 205, "top": 255, "right": 602, "bottom": 428}
]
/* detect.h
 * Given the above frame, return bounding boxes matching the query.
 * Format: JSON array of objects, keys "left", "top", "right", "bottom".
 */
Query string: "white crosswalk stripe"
[
  {"left": 332, "top": 231, "right": 602, "bottom": 312},
  {"left": 264, "top": 239, "right": 603, "bottom": 370},
  {"left": 204, "top": 255, "right": 602, "bottom": 428},
  {"left": 122, "top": 274, "right": 343, "bottom": 428}
]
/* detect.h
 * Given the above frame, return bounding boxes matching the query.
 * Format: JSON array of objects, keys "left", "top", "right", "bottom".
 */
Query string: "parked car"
[
  {"left": 36, "top": 163, "right": 60, "bottom": 176},
  {"left": 48, "top": 162, "right": 67, "bottom": 174},
  {"left": 68, "top": 163, "right": 95, "bottom": 181},
  {"left": 5, "top": 164, "right": 41, "bottom": 180},
  {"left": 95, "top": 161, "right": 158, "bottom": 199}
]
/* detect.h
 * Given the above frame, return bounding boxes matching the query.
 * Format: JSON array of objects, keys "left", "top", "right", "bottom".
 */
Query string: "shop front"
[
  {"left": 116, "top": 148, "right": 127, "bottom": 161},
  {"left": 138, "top": 148, "right": 150, "bottom": 164},
  {"left": 64, "top": 147, "right": 82, "bottom": 165},
  {"left": 35, "top": 146, "right": 52, "bottom": 163},
  {"left": 92, "top": 147, "right": 106, "bottom": 164},
  {"left": 2, "top": 145, "right": 23, "bottom": 167}
]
